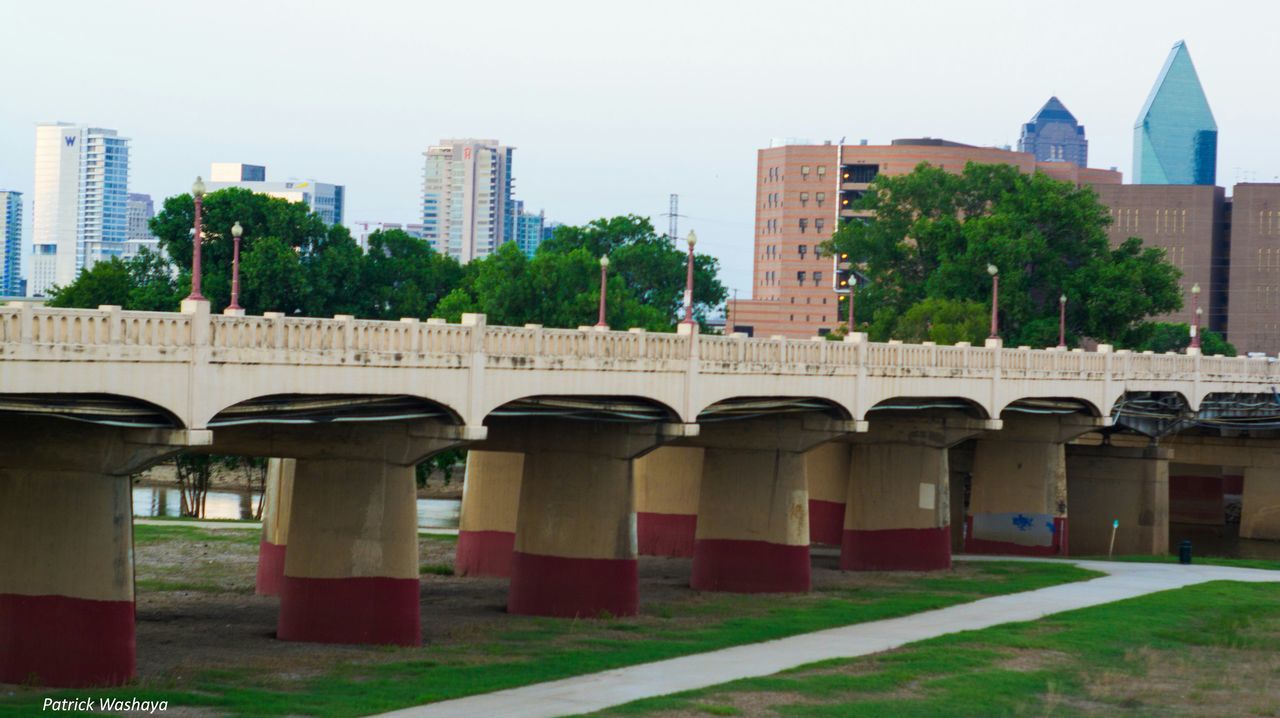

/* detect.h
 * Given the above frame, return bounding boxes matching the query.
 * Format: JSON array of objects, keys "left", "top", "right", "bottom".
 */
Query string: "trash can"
[{"left": 1178, "top": 540, "right": 1193, "bottom": 565}]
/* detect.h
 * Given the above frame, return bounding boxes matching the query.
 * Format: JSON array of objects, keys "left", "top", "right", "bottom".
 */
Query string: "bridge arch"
[
  {"left": 0, "top": 392, "right": 184, "bottom": 428},
  {"left": 998, "top": 396, "right": 1103, "bottom": 419},
  {"left": 695, "top": 395, "right": 853, "bottom": 423},
  {"left": 483, "top": 394, "right": 682, "bottom": 424},
  {"left": 205, "top": 393, "right": 465, "bottom": 429},
  {"left": 866, "top": 395, "right": 991, "bottom": 420}
]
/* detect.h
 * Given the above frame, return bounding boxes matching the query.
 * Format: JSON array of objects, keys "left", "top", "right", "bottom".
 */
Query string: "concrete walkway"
[
  {"left": 134, "top": 518, "right": 459, "bottom": 536},
  {"left": 373, "top": 557, "right": 1280, "bottom": 718}
]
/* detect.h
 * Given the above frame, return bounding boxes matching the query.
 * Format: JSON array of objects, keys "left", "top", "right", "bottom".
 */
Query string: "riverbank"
[{"left": 133, "top": 461, "right": 464, "bottom": 500}]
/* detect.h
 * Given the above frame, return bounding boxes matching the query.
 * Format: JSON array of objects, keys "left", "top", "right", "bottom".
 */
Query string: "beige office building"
[{"left": 420, "top": 139, "right": 515, "bottom": 263}]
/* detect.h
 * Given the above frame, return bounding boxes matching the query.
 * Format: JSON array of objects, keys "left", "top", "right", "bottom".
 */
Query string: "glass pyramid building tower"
[{"left": 1133, "top": 41, "right": 1217, "bottom": 185}]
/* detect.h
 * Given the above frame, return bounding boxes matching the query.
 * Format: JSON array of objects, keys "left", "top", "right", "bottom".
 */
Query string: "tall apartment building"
[
  {"left": 206, "top": 164, "right": 345, "bottom": 225},
  {"left": 511, "top": 200, "right": 545, "bottom": 257},
  {"left": 420, "top": 139, "right": 516, "bottom": 262},
  {"left": 28, "top": 123, "right": 130, "bottom": 296},
  {"left": 1133, "top": 41, "right": 1217, "bottom": 186},
  {"left": 123, "top": 193, "right": 159, "bottom": 259},
  {"left": 1220, "top": 184, "right": 1280, "bottom": 353},
  {"left": 1018, "top": 96, "right": 1088, "bottom": 166},
  {"left": 0, "top": 191, "right": 22, "bottom": 296},
  {"left": 729, "top": 138, "right": 1121, "bottom": 338}
]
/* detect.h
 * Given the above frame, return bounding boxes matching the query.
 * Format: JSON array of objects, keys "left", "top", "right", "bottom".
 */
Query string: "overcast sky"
[{"left": 2, "top": 0, "right": 1277, "bottom": 297}]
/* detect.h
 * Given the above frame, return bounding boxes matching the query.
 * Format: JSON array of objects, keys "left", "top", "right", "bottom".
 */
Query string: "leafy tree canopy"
[
  {"left": 46, "top": 249, "right": 180, "bottom": 311},
  {"left": 823, "top": 162, "right": 1183, "bottom": 347},
  {"left": 439, "top": 216, "right": 727, "bottom": 330},
  {"left": 1126, "top": 322, "right": 1237, "bottom": 357}
]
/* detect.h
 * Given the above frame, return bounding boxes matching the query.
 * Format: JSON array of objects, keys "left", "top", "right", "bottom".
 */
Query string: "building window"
[
  {"left": 800, "top": 192, "right": 809, "bottom": 206},
  {"left": 801, "top": 165, "right": 811, "bottom": 177},
  {"left": 799, "top": 218, "right": 808, "bottom": 233},
  {"left": 815, "top": 218, "right": 825, "bottom": 233},
  {"left": 816, "top": 166, "right": 827, "bottom": 177},
  {"left": 813, "top": 271, "right": 823, "bottom": 286},
  {"left": 797, "top": 271, "right": 806, "bottom": 285},
  {"left": 815, "top": 192, "right": 825, "bottom": 207},
  {"left": 814, "top": 246, "right": 822, "bottom": 259},
  {"left": 798, "top": 244, "right": 808, "bottom": 259}
]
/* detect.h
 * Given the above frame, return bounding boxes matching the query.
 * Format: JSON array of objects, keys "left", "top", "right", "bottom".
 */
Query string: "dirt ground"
[{"left": 123, "top": 535, "right": 952, "bottom": 685}]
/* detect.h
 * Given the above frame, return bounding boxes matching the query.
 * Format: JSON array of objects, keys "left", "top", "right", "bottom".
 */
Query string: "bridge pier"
[
  {"left": 635, "top": 446, "right": 703, "bottom": 557},
  {"left": 486, "top": 418, "right": 684, "bottom": 618},
  {"left": 1241, "top": 467, "right": 1280, "bottom": 540},
  {"left": 843, "top": 416, "right": 992, "bottom": 571},
  {"left": 964, "top": 415, "right": 1098, "bottom": 557},
  {"left": 1168, "top": 463, "right": 1227, "bottom": 525},
  {"left": 690, "top": 414, "right": 853, "bottom": 593},
  {"left": 278, "top": 458, "right": 421, "bottom": 645},
  {"left": 0, "top": 420, "right": 191, "bottom": 687},
  {"left": 805, "top": 443, "right": 851, "bottom": 546},
  {"left": 1066, "top": 445, "right": 1170, "bottom": 555},
  {"left": 255, "top": 458, "right": 295, "bottom": 596},
  {"left": 455, "top": 451, "right": 523, "bottom": 577}
]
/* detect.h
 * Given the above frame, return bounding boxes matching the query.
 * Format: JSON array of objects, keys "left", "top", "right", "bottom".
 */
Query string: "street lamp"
[
  {"left": 987, "top": 264, "right": 999, "bottom": 340},
  {"left": 185, "top": 176, "right": 206, "bottom": 302},
  {"left": 681, "top": 230, "right": 697, "bottom": 326},
  {"left": 1189, "top": 283, "right": 1202, "bottom": 351},
  {"left": 228, "top": 221, "right": 244, "bottom": 313},
  {"left": 848, "top": 274, "right": 858, "bottom": 327},
  {"left": 1058, "top": 293, "right": 1067, "bottom": 349},
  {"left": 595, "top": 255, "right": 610, "bottom": 328}
]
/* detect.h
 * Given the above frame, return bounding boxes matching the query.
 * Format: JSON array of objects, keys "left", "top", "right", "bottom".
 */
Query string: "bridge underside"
[{"left": 6, "top": 387, "right": 1280, "bottom": 688}]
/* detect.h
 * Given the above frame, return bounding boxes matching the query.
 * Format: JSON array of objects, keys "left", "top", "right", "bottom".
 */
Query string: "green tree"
[
  {"left": 1126, "top": 322, "right": 1237, "bottom": 356},
  {"left": 242, "top": 236, "right": 306, "bottom": 313},
  {"left": 360, "top": 229, "right": 463, "bottom": 320},
  {"left": 46, "top": 249, "right": 181, "bottom": 311},
  {"left": 888, "top": 297, "right": 990, "bottom": 345},
  {"left": 823, "top": 162, "right": 1183, "bottom": 346}
]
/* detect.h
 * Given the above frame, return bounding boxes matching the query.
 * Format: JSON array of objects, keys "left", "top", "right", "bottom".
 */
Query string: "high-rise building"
[
  {"left": 511, "top": 201, "right": 545, "bottom": 257},
  {"left": 1133, "top": 41, "right": 1217, "bottom": 185},
  {"left": 123, "top": 193, "right": 159, "bottom": 259},
  {"left": 420, "top": 139, "right": 516, "bottom": 262},
  {"left": 729, "top": 138, "right": 1121, "bottom": 339},
  {"left": 0, "top": 191, "right": 22, "bottom": 296},
  {"left": 1222, "top": 184, "right": 1280, "bottom": 353},
  {"left": 541, "top": 221, "right": 563, "bottom": 244},
  {"left": 29, "top": 123, "right": 130, "bottom": 295},
  {"left": 1018, "top": 96, "right": 1088, "bottom": 166},
  {"left": 206, "top": 164, "right": 345, "bottom": 226}
]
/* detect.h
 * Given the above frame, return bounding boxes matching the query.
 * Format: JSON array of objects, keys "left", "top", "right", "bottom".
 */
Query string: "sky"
[{"left": 2, "top": 0, "right": 1278, "bottom": 298}]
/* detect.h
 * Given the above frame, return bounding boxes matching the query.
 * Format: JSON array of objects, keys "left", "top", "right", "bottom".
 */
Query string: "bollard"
[{"left": 1178, "top": 540, "right": 1193, "bottom": 565}]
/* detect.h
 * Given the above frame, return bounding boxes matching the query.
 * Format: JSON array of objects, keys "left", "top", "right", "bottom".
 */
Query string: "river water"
[{"left": 131, "top": 486, "right": 462, "bottom": 529}]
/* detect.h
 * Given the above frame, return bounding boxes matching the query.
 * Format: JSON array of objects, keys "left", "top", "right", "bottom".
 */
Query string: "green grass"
[
  {"left": 1079, "top": 553, "right": 1280, "bottom": 571},
  {"left": 419, "top": 563, "right": 454, "bottom": 576},
  {"left": 0, "top": 562, "right": 1095, "bottom": 718},
  {"left": 133, "top": 524, "right": 262, "bottom": 546},
  {"left": 593, "top": 580, "right": 1280, "bottom": 717},
  {"left": 133, "top": 515, "right": 260, "bottom": 524},
  {"left": 419, "top": 532, "right": 458, "bottom": 542}
]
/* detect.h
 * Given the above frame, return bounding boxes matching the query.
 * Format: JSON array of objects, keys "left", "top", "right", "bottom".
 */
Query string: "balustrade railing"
[{"left": 4, "top": 303, "right": 1280, "bottom": 385}]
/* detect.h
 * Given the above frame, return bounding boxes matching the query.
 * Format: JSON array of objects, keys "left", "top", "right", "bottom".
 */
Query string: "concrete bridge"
[{"left": 3, "top": 299, "right": 1280, "bottom": 687}]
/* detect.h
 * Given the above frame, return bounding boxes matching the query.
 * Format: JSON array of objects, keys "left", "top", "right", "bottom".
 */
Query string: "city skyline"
[{"left": 2, "top": 2, "right": 1280, "bottom": 296}]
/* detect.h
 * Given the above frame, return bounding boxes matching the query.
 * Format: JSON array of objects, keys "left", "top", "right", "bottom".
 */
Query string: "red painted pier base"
[
  {"left": 456, "top": 451, "right": 523, "bottom": 577},
  {"left": 278, "top": 576, "right": 420, "bottom": 645},
  {"left": 255, "top": 540, "right": 288, "bottom": 596},
  {"left": 508, "top": 552, "right": 638, "bottom": 618},
  {"left": 0, "top": 593, "right": 135, "bottom": 687},
  {"left": 841, "top": 527, "right": 951, "bottom": 571},
  {"left": 277, "top": 458, "right": 421, "bottom": 645},
  {"left": 691, "top": 539, "right": 810, "bottom": 592},
  {"left": 808, "top": 499, "right": 845, "bottom": 546},
  {"left": 455, "top": 530, "right": 516, "bottom": 577},
  {"left": 963, "top": 516, "right": 1069, "bottom": 556},
  {"left": 638, "top": 512, "right": 697, "bottom": 557}
]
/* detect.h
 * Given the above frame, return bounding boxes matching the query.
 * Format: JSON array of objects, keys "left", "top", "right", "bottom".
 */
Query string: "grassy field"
[
  {"left": 592, "top": 580, "right": 1280, "bottom": 717},
  {"left": 0, "top": 526, "right": 1095, "bottom": 718}
]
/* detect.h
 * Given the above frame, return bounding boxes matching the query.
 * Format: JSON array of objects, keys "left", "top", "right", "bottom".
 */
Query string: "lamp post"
[
  {"left": 987, "top": 264, "right": 999, "bottom": 340},
  {"left": 228, "top": 221, "right": 244, "bottom": 313},
  {"left": 848, "top": 275, "right": 857, "bottom": 327},
  {"left": 1058, "top": 293, "right": 1067, "bottom": 349},
  {"left": 185, "top": 176, "right": 206, "bottom": 302},
  {"left": 681, "top": 230, "right": 697, "bottom": 326},
  {"left": 595, "top": 255, "right": 610, "bottom": 328},
  {"left": 1190, "top": 283, "right": 1202, "bottom": 351}
]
